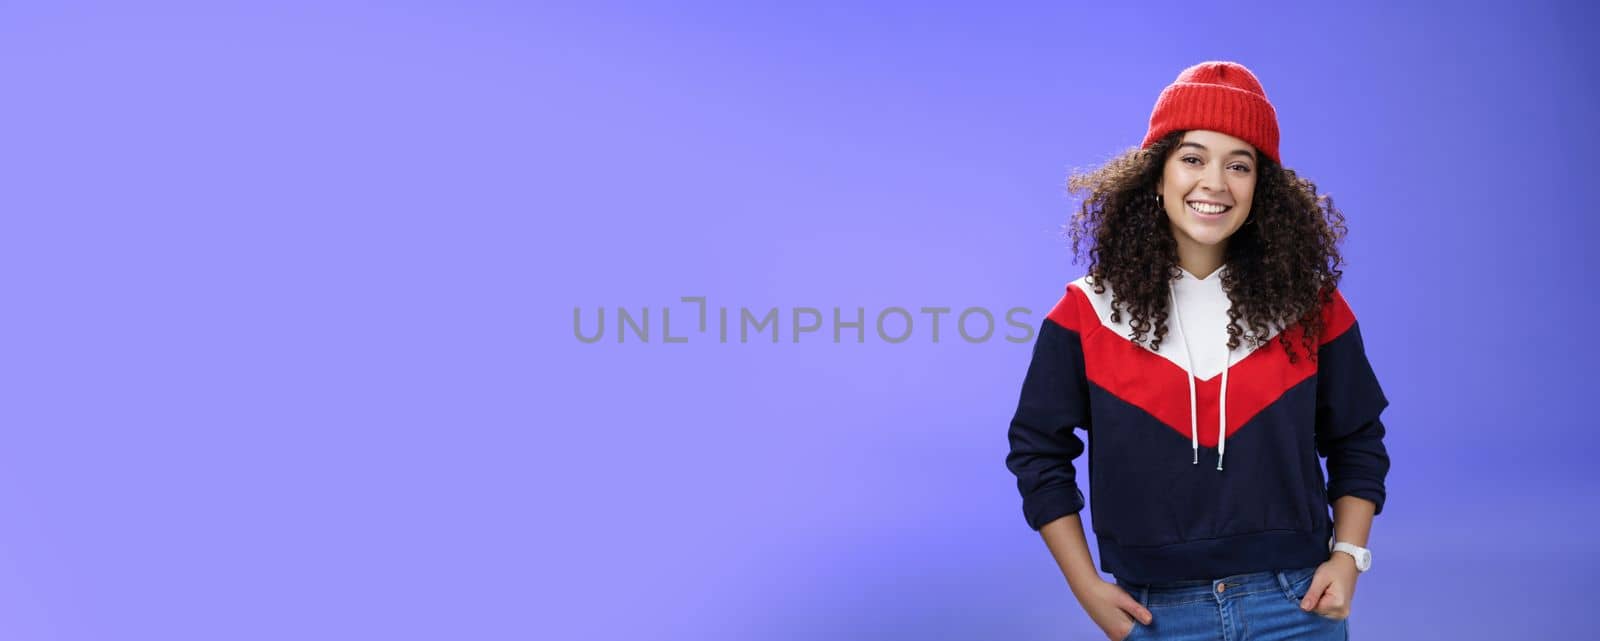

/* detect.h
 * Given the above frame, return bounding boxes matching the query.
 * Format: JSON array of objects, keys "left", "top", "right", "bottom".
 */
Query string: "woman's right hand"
[{"left": 1076, "top": 578, "right": 1154, "bottom": 641}]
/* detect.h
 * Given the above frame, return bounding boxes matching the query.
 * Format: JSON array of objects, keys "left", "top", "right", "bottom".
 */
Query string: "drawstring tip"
[{"left": 1192, "top": 450, "right": 1198, "bottom": 464}]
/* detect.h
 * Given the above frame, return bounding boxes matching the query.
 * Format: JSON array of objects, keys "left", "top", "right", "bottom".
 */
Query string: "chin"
[{"left": 1180, "top": 227, "right": 1230, "bottom": 247}]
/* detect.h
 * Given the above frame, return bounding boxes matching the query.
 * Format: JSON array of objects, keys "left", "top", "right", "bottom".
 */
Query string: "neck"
[{"left": 1176, "top": 238, "right": 1227, "bottom": 280}]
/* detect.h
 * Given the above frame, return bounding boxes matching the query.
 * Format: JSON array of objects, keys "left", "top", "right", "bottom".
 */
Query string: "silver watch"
[{"left": 1327, "top": 535, "right": 1372, "bottom": 572}]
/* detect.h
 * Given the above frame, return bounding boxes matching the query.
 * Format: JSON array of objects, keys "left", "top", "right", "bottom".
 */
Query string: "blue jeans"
[{"left": 1115, "top": 567, "right": 1349, "bottom": 640}]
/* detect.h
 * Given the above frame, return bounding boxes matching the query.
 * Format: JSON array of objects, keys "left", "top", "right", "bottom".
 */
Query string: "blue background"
[{"left": 3, "top": 1, "right": 1594, "bottom": 639}]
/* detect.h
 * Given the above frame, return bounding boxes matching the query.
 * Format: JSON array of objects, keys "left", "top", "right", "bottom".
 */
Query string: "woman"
[{"left": 1004, "top": 61, "right": 1389, "bottom": 640}]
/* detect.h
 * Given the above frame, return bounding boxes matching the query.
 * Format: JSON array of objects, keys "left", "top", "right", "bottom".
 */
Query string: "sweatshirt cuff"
[
  {"left": 1326, "top": 483, "right": 1386, "bottom": 516},
  {"left": 1023, "top": 484, "right": 1086, "bottom": 530}
]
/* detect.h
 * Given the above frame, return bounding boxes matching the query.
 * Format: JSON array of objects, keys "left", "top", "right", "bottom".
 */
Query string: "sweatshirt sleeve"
[
  {"left": 1313, "top": 289, "right": 1392, "bottom": 516},
  {"left": 1005, "top": 284, "right": 1093, "bottom": 531}
]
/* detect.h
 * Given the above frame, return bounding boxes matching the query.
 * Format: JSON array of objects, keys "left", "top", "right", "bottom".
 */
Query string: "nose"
[{"left": 1200, "top": 162, "right": 1227, "bottom": 193}]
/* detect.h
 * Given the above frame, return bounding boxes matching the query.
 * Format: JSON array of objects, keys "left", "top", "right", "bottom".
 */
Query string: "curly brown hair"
[{"left": 1064, "top": 130, "right": 1348, "bottom": 364}]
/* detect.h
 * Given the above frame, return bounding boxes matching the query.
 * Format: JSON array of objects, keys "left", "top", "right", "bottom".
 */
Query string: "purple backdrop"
[{"left": 2, "top": 1, "right": 1594, "bottom": 639}]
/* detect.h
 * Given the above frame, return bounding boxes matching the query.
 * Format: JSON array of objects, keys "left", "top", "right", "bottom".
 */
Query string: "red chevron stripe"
[
  {"left": 1045, "top": 283, "right": 1091, "bottom": 333},
  {"left": 1051, "top": 283, "right": 1359, "bottom": 445},
  {"left": 1319, "top": 289, "right": 1356, "bottom": 346}
]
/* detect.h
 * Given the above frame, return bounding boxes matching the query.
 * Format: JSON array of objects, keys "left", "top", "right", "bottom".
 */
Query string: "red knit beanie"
[{"left": 1141, "top": 61, "right": 1280, "bottom": 164}]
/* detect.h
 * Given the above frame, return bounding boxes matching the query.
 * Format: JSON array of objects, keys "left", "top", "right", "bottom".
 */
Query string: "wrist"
[
  {"left": 1328, "top": 535, "right": 1373, "bottom": 573},
  {"left": 1065, "top": 568, "right": 1106, "bottom": 592}
]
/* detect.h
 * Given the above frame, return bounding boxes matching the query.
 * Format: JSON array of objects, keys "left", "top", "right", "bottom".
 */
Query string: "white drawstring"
[
  {"left": 1218, "top": 348, "right": 1230, "bottom": 471},
  {"left": 1169, "top": 284, "right": 1232, "bottom": 471}
]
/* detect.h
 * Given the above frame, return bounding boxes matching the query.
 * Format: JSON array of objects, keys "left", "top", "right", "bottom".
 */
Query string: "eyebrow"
[{"left": 1178, "top": 142, "right": 1256, "bottom": 161}]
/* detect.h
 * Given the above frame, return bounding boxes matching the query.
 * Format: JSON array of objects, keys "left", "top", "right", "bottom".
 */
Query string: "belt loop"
[
  {"left": 1274, "top": 569, "right": 1291, "bottom": 595},
  {"left": 1139, "top": 585, "right": 1149, "bottom": 607}
]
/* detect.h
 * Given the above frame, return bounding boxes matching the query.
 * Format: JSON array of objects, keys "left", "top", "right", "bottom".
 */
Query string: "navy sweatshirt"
[{"left": 1005, "top": 265, "right": 1390, "bottom": 584}]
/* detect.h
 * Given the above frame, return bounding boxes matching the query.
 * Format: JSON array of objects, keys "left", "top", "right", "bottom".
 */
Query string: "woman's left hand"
[{"left": 1300, "top": 554, "right": 1359, "bottom": 620}]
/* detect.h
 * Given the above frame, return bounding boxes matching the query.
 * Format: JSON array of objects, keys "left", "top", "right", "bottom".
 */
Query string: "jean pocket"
[
  {"left": 1278, "top": 566, "right": 1318, "bottom": 603},
  {"left": 1279, "top": 567, "right": 1347, "bottom": 622}
]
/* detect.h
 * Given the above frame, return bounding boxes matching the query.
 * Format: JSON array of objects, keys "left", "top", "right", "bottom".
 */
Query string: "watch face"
[{"left": 1358, "top": 550, "right": 1371, "bottom": 569}]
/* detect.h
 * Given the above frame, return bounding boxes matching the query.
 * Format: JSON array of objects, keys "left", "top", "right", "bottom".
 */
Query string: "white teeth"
[{"left": 1188, "top": 201, "right": 1230, "bottom": 215}]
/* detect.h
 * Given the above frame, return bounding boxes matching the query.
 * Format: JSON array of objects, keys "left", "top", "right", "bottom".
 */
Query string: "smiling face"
[{"left": 1158, "top": 130, "right": 1259, "bottom": 262}]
